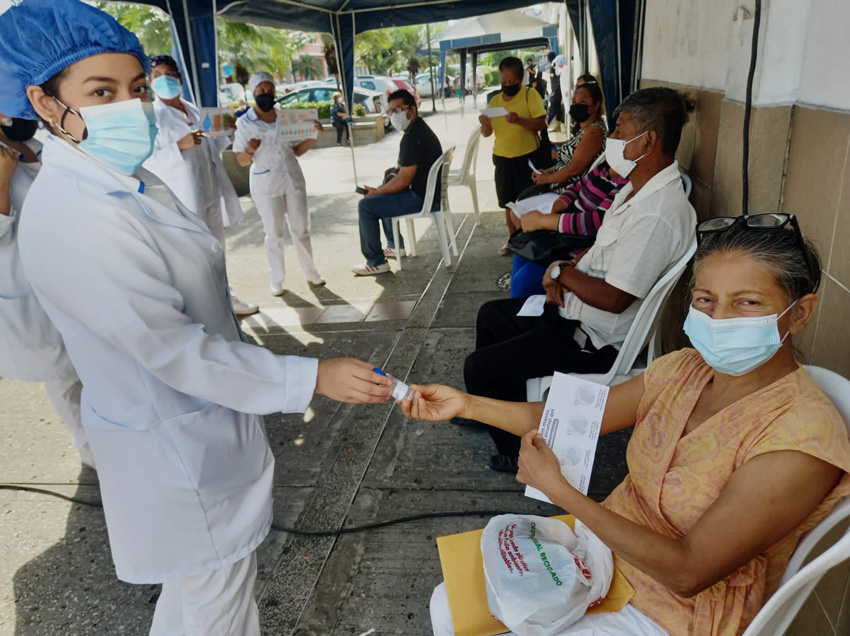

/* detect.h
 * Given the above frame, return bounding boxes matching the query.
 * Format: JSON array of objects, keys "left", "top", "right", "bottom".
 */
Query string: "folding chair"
[
  {"left": 526, "top": 240, "right": 697, "bottom": 401},
  {"left": 447, "top": 125, "right": 481, "bottom": 222},
  {"left": 391, "top": 146, "right": 457, "bottom": 270},
  {"left": 681, "top": 172, "right": 693, "bottom": 199},
  {"left": 742, "top": 365, "right": 850, "bottom": 636}
]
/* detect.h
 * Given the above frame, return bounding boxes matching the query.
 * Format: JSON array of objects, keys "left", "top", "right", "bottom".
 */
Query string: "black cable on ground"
[
  {"left": 741, "top": 0, "right": 762, "bottom": 217},
  {"left": 0, "top": 485, "right": 526, "bottom": 536}
]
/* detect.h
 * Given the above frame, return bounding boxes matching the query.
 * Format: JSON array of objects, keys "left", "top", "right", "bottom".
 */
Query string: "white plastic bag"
[{"left": 481, "top": 515, "right": 614, "bottom": 636}]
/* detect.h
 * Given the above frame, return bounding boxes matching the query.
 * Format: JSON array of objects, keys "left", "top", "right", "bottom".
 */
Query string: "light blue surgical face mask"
[
  {"left": 683, "top": 302, "right": 796, "bottom": 377},
  {"left": 55, "top": 98, "right": 158, "bottom": 175},
  {"left": 604, "top": 131, "right": 647, "bottom": 178},
  {"left": 151, "top": 75, "right": 182, "bottom": 100}
]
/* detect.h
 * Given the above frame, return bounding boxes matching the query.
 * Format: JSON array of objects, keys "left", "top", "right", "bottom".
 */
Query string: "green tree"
[
  {"left": 355, "top": 30, "right": 393, "bottom": 74},
  {"left": 392, "top": 26, "right": 424, "bottom": 84},
  {"left": 321, "top": 34, "right": 340, "bottom": 89},
  {"left": 291, "top": 55, "right": 324, "bottom": 80},
  {"left": 97, "top": 3, "right": 173, "bottom": 55}
]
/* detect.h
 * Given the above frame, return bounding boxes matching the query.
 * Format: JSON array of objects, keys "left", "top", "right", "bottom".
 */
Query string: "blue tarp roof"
[{"left": 135, "top": 0, "right": 634, "bottom": 124}]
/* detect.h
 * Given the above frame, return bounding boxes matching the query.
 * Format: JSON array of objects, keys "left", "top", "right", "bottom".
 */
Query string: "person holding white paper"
[
  {"left": 143, "top": 55, "right": 257, "bottom": 317},
  {"left": 405, "top": 219, "right": 850, "bottom": 636},
  {"left": 479, "top": 56, "right": 546, "bottom": 255},
  {"left": 233, "top": 71, "right": 325, "bottom": 295}
]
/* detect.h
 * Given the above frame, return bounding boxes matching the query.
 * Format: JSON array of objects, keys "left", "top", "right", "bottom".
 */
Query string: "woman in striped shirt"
[{"left": 511, "top": 159, "right": 628, "bottom": 298}]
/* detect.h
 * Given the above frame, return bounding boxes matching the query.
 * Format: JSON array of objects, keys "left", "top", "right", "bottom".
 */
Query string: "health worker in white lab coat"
[
  {"left": 0, "top": 2, "right": 392, "bottom": 634},
  {"left": 234, "top": 71, "right": 324, "bottom": 296},
  {"left": 143, "top": 54, "right": 258, "bottom": 318},
  {"left": 0, "top": 114, "right": 92, "bottom": 467}
]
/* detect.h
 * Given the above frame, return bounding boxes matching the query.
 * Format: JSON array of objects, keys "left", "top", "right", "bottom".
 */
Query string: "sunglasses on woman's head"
[{"left": 695, "top": 213, "right": 811, "bottom": 272}]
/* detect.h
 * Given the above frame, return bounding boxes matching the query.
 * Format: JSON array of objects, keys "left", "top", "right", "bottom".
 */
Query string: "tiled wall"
[{"left": 641, "top": 79, "right": 850, "bottom": 634}]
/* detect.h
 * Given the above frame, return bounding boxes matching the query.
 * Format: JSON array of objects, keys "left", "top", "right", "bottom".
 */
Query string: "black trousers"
[
  {"left": 334, "top": 122, "right": 349, "bottom": 144},
  {"left": 464, "top": 297, "right": 618, "bottom": 458},
  {"left": 547, "top": 90, "right": 564, "bottom": 124}
]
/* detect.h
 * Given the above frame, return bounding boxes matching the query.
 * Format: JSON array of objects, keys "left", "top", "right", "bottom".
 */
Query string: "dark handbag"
[{"left": 507, "top": 229, "right": 595, "bottom": 264}]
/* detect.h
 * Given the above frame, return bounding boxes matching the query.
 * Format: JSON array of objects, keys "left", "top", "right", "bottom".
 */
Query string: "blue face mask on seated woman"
[{"left": 684, "top": 301, "right": 797, "bottom": 377}]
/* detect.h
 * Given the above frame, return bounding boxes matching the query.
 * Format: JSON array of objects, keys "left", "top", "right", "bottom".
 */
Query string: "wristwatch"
[{"left": 550, "top": 264, "right": 562, "bottom": 281}]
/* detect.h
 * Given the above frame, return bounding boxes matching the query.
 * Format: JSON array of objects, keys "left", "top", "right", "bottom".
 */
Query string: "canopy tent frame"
[{"left": 129, "top": 0, "right": 640, "bottom": 182}]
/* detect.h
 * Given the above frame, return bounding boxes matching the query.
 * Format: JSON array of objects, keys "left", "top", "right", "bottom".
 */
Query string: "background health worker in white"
[
  {"left": 0, "top": 113, "right": 92, "bottom": 467},
  {"left": 0, "top": 1, "right": 392, "bottom": 633},
  {"left": 143, "top": 54, "right": 258, "bottom": 318},
  {"left": 234, "top": 71, "right": 324, "bottom": 296}
]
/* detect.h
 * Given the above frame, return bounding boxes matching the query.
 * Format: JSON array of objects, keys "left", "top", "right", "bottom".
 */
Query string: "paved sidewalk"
[{"left": 0, "top": 98, "right": 630, "bottom": 636}]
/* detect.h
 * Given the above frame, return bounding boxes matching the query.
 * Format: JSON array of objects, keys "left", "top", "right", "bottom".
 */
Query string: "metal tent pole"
[
  {"left": 427, "top": 22, "right": 437, "bottom": 113},
  {"left": 332, "top": 11, "right": 358, "bottom": 186}
]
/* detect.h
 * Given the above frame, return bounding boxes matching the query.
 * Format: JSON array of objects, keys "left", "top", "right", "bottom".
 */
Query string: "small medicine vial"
[{"left": 373, "top": 367, "right": 415, "bottom": 401}]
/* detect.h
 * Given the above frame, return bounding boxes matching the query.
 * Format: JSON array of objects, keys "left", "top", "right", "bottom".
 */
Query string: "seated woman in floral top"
[{"left": 406, "top": 215, "right": 850, "bottom": 636}]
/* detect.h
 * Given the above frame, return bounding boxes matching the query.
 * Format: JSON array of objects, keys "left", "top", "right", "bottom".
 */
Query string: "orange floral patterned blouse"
[{"left": 602, "top": 349, "right": 850, "bottom": 636}]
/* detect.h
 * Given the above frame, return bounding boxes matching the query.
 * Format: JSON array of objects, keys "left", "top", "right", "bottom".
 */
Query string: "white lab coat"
[
  {"left": 143, "top": 98, "right": 244, "bottom": 228},
  {"left": 18, "top": 135, "right": 319, "bottom": 584},
  {"left": 232, "top": 106, "right": 320, "bottom": 286},
  {"left": 0, "top": 139, "right": 73, "bottom": 381}
]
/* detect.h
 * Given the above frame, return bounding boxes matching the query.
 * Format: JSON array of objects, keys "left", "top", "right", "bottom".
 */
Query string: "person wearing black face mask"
[
  {"left": 233, "top": 71, "right": 325, "bottom": 295},
  {"left": 479, "top": 56, "right": 547, "bottom": 255},
  {"left": 531, "top": 81, "right": 606, "bottom": 195},
  {"left": 0, "top": 116, "right": 38, "bottom": 142}
]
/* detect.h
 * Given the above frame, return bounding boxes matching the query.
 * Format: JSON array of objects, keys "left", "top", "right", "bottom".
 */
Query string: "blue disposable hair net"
[{"left": 0, "top": 0, "right": 149, "bottom": 120}]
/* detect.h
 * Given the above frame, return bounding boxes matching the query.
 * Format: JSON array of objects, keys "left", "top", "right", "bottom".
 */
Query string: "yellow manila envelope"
[{"left": 436, "top": 514, "right": 635, "bottom": 636}]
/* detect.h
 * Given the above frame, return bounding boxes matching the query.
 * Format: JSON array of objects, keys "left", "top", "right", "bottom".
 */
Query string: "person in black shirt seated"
[{"left": 352, "top": 89, "right": 443, "bottom": 276}]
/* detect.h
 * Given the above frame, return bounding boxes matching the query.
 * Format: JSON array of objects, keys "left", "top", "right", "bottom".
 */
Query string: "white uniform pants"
[
  {"left": 149, "top": 552, "right": 260, "bottom": 636},
  {"left": 44, "top": 372, "right": 88, "bottom": 454},
  {"left": 252, "top": 190, "right": 320, "bottom": 287},
  {"left": 430, "top": 582, "right": 669, "bottom": 636}
]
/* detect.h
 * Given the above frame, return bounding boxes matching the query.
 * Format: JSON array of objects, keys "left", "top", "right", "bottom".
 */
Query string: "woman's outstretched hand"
[
  {"left": 316, "top": 358, "right": 393, "bottom": 404},
  {"left": 399, "top": 384, "right": 468, "bottom": 422}
]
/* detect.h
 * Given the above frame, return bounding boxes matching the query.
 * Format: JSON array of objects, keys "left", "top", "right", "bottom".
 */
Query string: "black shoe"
[
  {"left": 489, "top": 454, "right": 519, "bottom": 474},
  {"left": 451, "top": 416, "right": 487, "bottom": 429}
]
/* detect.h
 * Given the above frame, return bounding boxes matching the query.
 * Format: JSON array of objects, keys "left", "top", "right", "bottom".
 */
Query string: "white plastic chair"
[
  {"left": 447, "top": 125, "right": 481, "bottom": 222},
  {"left": 391, "top": 146, "right": 457, "bottom": 270},
  {"left": 741, "top": 365, "right": 850, "bottom": 636},
  {"left": 526, "top": 239, "right": 697, "bottom": 401},
  {"left": 681, "top": 172, "right": 692, "bottom": 198}
]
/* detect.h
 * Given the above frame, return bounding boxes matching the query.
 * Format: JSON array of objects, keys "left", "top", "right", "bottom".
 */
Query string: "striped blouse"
[{"left": 556, "top": 160, "right": 629, "bottom": 235}]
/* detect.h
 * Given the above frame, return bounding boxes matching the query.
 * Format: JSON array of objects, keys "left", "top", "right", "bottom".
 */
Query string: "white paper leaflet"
[
  {"left": 517, "top": 294, "right": 546, "bottom": 317},
  {"left": 505, "top": 192, "right": 561, "bottom": 218},
  {"left": 525, "top": 372, "right": 609, "bottom": 503},
  {"left": 480, "top": 106, "right": 509, "bottom": 118},
  {"left": 276, "top": 108, "right": 319, "bottom": 142},
  {"left": 198, "top": 108, "right": 237, "bottom": 137}
]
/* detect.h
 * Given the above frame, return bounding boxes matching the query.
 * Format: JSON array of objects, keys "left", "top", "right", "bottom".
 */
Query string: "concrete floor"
[{"left": 0, "top": 97, "right": 630, "bottom": 636}]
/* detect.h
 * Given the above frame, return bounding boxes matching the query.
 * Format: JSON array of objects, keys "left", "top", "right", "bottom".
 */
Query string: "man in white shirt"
[{"left": 460, "top": 87, "right": 697, "bottom": 473}]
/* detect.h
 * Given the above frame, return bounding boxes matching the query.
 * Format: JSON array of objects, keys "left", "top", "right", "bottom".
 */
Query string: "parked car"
[
  {"left": 353, "top": 75, "right": 395, "bottom": 97},
  {"left": 415, "top": 72, "right": 445, "bottom": 98},
  {"left": 389, "top": 77, "right": 421, "bottom": 108},
  {"left": 289, "top": 80, "right": 327, "bottom": 91},
  {"left": 276, "top": 85, "right": 389, "bottom": 127}
]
